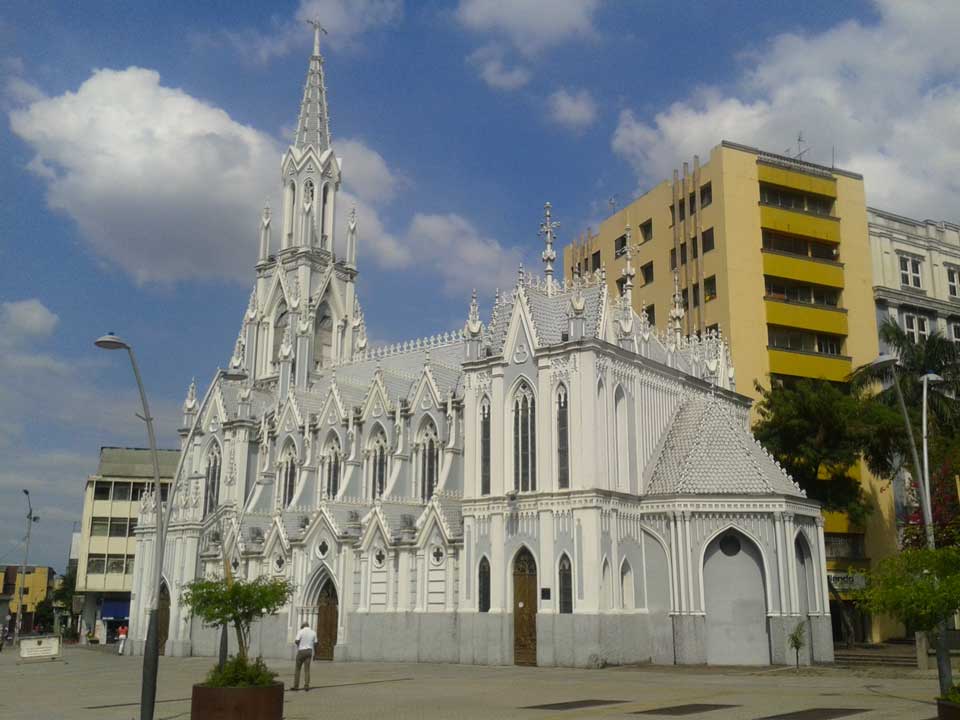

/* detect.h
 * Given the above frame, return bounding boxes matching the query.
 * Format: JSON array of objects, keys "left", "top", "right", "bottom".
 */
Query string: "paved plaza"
[{"left": 0, "top": 646, "right": 943, "bottom": 720}]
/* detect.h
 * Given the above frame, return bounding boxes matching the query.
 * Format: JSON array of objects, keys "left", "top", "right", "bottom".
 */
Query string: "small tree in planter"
[
  {"left": 181, "top": 576, "right": 293, "bottom": 720},
  {"left": 857, "top": 547, "right": 960, "bottom": 719},
  {"left": 787, "top": 622, "right": 806, "bottom": 671}
]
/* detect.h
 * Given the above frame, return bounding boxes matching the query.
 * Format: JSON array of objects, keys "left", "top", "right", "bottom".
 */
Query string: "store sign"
[
  {"left": 19, "top": 635, "right": 61, "bottom": 661},
  {"left": 827, "top": 571, "right": 866, "bottom": 592}
]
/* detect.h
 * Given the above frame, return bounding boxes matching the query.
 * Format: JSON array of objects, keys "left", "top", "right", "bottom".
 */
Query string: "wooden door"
[
  {"left": 513, "top": 548, "right": 538, "bottom": 666},
  {"left": 156, "top": 582, "right": 170, "bottom": 656},
  {"left": 314, "top": 581, "right": 338, "bottom": 661}
]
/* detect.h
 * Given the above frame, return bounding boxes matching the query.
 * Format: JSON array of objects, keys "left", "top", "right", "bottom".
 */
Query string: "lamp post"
[
  {"left": 95, "top": 333, "right": 164, "bottom": 720},
  {"left": 871, "top": 354, "right": 950, "bottom": 693},
  {"left": 12, "top": 489, "right": 39, "bottom": 647}
]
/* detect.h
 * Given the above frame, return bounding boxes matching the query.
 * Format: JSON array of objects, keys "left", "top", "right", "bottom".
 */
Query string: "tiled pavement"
[{"left": 0, "top": 646, "right": 940, "bottom": 720}]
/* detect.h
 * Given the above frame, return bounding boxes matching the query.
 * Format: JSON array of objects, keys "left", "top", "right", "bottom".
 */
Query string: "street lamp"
[
  {"left": 12, "top": 489, "right": 39, "bottom": 647},
  {"left": 96, "top": 333, "right": 164, "bottom": 720},
  {"left": 920, "top": 372, "right": 943, "bottom": 539}
]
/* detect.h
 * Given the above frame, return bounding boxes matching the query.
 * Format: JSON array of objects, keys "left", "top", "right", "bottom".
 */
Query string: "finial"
[
  {"left": 539, "top": 201, "right": 560, "bottom": 295},
  {"left": 518, "top": 263, "right": 524, "bottom": 283},
  {"left": 184, "top": 378, "right": 198, "bottom": 412},
  {"left": 669, "top": 269, "right": 685, "bottom": 343},
  {"left": 306, "top": 18, "right": 327, "bottom": 56},
  {"left": 466, "top": 288, "right": 482, "bottom": 336},
  {"left": 620, "top": 224, "right": 635, "bottom": 300}
]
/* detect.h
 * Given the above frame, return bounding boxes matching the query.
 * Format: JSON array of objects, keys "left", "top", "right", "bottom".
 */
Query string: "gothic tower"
[{"left": 238, "top": 23, "right": 363, "bottom": 390}]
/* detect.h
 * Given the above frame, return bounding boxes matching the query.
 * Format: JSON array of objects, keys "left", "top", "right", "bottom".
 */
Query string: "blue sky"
[{"left": 3, "top": 0, "right": 959, "bottom": 570}]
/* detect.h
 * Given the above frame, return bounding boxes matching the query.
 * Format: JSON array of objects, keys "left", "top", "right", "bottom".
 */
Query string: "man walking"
[{"left": 291, "top": 621, "right": 317, "bottom": 692}]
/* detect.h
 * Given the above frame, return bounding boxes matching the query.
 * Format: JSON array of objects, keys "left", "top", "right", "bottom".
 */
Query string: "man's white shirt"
[{"left": 295, "top": 627, "right": 318, "bottom": 651}]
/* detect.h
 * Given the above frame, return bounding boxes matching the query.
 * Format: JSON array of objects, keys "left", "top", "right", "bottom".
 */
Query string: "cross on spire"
[
  {"left": 539, "top": 202, "right": 560, "bottom": 295},
  {"left": 306, "top": 18, "right": 327, "bottom": 56}
]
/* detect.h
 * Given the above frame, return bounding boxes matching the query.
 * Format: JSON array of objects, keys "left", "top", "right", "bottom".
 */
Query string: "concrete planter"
[
  {"left": 191, "top": 682, "right": 284, "bottom": 720},
  {"left": 938, "top": 699, "right": 960, "bottom": 720}
]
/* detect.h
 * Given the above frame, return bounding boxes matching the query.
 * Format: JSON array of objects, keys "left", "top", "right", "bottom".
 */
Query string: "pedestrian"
[
  {"left": 117, "top": 625, "right": 127, "bottom": 655},
  {"left": 291, "top": 622, "right": 317, "bottom": 692}
]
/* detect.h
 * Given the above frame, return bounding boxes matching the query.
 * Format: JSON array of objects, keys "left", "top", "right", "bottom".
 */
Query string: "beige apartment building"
[
  {"left": 564, "top": 141, "right": 900, "bottom": 642},
  {"left": 75, "top": 446, "right": 178, "bottom": 643}
]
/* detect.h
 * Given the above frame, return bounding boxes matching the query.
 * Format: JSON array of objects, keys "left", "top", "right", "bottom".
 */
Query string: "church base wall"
[{"left": 671, "top": 615, "right": 706, "bottom": 664}]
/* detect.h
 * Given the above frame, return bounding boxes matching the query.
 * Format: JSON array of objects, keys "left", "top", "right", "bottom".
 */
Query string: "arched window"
[
  {"left": 272, "top": 302, "right": 288, "bottom": 366},
  {"left": 620, "top": 560, "right": 635, "bottom": 610},
  {"left": 418, "top": 420, "right": 439, "bottom": 501},
  {"left": 478, "top": 557, "right": 491, "bottom": 613},
  {"left": 282, "top": 181, "right": 295, "bottom": 245},
  {"left": 279, "top": 443, "right": 298, "bottom": 508},
  {"left": 320, "top": 184, "right": 330, "bottom": 245},
  {"left": 596, "top": 379, "right": 608, "bottom": 486},
  {"left": 558, "top": 554, "right": 573, "bottom": 614},
  {"left": 324, "top": 434, "right": 341, "bottom": 499},
  {"left": 513, "top": 381, "right": 536, "bottom": 492},
  {"left": 303, "top": 179, "right": 316, "bottom": 246},
  {"left": 204, "top": 443, "right": 221, "bottom": 517},
  {"left": 480, "top": 397, "right": 491, "bottom": 496},
  {"left": 314, "top": 302, "right": 334, "bottom": 369},
  {"left": 556, "top": 385, "right": 570, "bottom": 490},
  {"left": 614, "top": 386, "right": 629, "bottom": 491},
  {"left": 368, "top": 427, "right": 388, "bottom": 499}
]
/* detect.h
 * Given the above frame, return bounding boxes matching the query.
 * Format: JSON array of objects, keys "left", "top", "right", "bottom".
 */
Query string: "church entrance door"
[
  {"left": 513, "top": 548, "right": 537, "bottom": 666},
  {"left": 315, "top": 580, "right": 338, "bottom": 661},
  {"left": 157, "top": 582, "right": 170, "bottom": 656}
]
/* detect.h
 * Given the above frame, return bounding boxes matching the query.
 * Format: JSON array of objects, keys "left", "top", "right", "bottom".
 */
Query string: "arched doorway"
[
  {"left": 513, "top": 548, "right": 537, "bottom": 666},
  {"left": 703, "top": 530, "right": 770, "bottom": 665},
  {"left": 315, "top": 580, "right": 338, "bottom": 661},
  {"left": 157, "top": 582, "right": 171, "bottom": 656}
]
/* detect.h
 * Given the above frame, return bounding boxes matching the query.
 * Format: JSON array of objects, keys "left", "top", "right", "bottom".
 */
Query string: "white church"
[{"left": 128, "top": 31, "right": 834, "bottom": 668}]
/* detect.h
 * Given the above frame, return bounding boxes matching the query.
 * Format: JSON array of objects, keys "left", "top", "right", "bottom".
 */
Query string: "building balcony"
[
  {"left": 758, "top": 162, "right": 837, "bottom": 198},
  {"left": 760, "top": 204, "right": 841, "bottom": 243},
  {"left": 764, "top": 298, "right": 848, "bottom": 335},
  {"left": 767, "top": 346, "right": 852, "bottom": 382},
  {"left": 761, "top": 249, "right": 844, "bottom": 288}
]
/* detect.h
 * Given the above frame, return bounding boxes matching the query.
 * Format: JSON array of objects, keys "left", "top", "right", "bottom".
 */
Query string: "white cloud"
[
  {"left": 337, "top": 138, "right": 399, "bottom": 203},
  {"left": 216, "top": 0, "right": 403, "bottom": 63},
  {"left": 0, "top": 299, "right": 59, "bottom": 342},
  {"left": 610, "top": 0, "right": 960, "bottom": 220},
  {"left": 547, "top": 87, "right": 597, "bottom": 131},
  {"left": 467, "top": 45, "right": 531, "bottom": 91},
  {"left": 405, "top": 213, "right": 522, "bottom": 295},
  {"left": 456, "top": 0, "right": 599, "bottom": 55}
]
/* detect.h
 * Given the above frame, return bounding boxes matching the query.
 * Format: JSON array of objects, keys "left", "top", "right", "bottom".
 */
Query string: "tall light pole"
[
  {"left": 871, "top": 355, "right": 950, "bottom": 692},
  {"left": 96, "top": 333, "right": 164, "bottom": 720},
  {"left": 13, "top": 489, "right": 39, "bottom": 646}
]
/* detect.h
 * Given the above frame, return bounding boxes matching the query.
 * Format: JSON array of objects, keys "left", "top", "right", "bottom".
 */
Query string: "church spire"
[{"left": 294, "top": 20, "right": 331, "bottom": 153}]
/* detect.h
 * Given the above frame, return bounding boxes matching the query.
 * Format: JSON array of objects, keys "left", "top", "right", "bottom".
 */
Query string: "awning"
[{"left": 100, "top": 599, "right": 130, "bottom": 620}]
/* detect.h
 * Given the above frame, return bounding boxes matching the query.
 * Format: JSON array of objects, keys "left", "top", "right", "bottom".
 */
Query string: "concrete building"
[
  {"left": 563, "top": 143, "right": 896, "bottom": 642},
  {"left": 129, "top": 33, "right": 834, "bottom": 668},
  {"left": 5, "top": 565, "right": 55, "bottom": 635},
  {"left": 75, "top": 446, "right": 178, "bottom": 643}
]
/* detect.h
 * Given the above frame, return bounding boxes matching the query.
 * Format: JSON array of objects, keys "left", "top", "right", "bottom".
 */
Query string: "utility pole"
[{"left": 13, "top": 489, "right": 38, "bottom": 647}]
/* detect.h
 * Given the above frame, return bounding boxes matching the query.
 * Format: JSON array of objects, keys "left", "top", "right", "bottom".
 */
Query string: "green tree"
[
  {"left": 181, "top": 576, "right": 293, "bottom": 661},
  {"left": 857, "top": 547, "right": 960, "bottom": 695}
]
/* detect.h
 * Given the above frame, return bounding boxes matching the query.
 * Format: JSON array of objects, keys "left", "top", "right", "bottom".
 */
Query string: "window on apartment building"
[
  {"left": 768, "top": 326, "right": 843, "bottom": 356},
  {"left": 701, "top": 228, "right": 715, "bottom": 254},
  {"left": 130, "top": 482, "right": 145, "bottom": 502},
  {"left": 670, "top": 248, "right": 676, "bottom": 271},
  {"left": 94, "top": 482, "right": 111, "bottom": 500},
  {"left": 824, "top": 533, "right": 865, "bottom": 560},
  {"left": 107, "top": 555, "right": 126, "bottom": 574},
  {"left": 680, "top": 243, "right": 687, "bottom": 265},
  {"left": 899, "top": 255, "right": 922, "bottom": 289},
  {"left": 129, "top": 519, "right": 137, "bottom": 535},
  {"left": 87, "top": 555, "right": 106, "bottom": 575},
  {"left": 704, "top": 275, "right": 718, "bottom": 301},
  {"left": 700, "top": 182, "right": 713, "bottom": 208},
  {"left": 670, "top": 200, "right": 687, "bottom": 224},
  {"left": 644, "top": 304, "right": 656, "bottom": 325},
  {"left": 614, "top": 234, "right": 628, "bottom": 258},
  {"left": 641, "top": 261, "right": 654, "bottom": 285},
  {"left": 91, "top": 517, "right": 109, "bottom": 536},
  {"left": 817, "top": 335, "right": 842, "bottom": 355},
  {"left": 591, "top": 250, "right": 602, "bottom": 272},
  {"left": 761, "top": 230, "right": 837, "bottom": 261},
  {"left": 691, "top": 237, "right": 699, "bottom": 259},
  {"left": 688, "top": 191, "right": 697, "bottom": 215},
  {"left": 109, "top": 518, "right": 130, "bottom": 537},
  {"left": 112, "top": 482, "right": 131, "bottom": 501},
  {"left": 764, "top": 276, "right": 839, "bottom": 307},
  {"left": 759, "top": 183, "right": 833, "bottom": 216},
  {"left": 639, "top": 219, "right": 653, "bottom": 242},
  {"left": 948, "top": 267, "right": 959, "bottom": 298},
  {"left": 125, "top": 555, "right": 135, "bottom": 575},
  {"left": 903, "top": 313, "right": 929, "bottom": 342}
]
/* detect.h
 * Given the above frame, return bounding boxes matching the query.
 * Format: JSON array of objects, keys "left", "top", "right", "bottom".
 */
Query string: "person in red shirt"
[{"left": 117, "top": 625, "right": 127, "bottom": 655}]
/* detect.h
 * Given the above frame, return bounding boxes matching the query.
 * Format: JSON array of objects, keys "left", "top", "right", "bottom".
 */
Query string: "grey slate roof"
[
  {"left": 96, "top": 447, "right": 180, "bottom": 480},
  {"left": 646, "top": 394, "right": 805, "bottom": 497}
]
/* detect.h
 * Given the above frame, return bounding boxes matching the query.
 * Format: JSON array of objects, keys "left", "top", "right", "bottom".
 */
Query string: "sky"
[{"left": 3, "top": 0, "right": 960, "bottom": 571}]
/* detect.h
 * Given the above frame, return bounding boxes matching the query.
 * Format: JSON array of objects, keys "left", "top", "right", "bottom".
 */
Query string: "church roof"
[
  {"left": 293, "top": 28, "right": 331, "bottom": 153},
  {"left": 646, "top": 393, "right": 805, "bottom": 497}
]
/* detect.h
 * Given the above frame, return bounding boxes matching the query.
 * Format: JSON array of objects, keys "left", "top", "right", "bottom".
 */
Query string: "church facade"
[{"left": 128, "top": 34, "right": 834, "bottom": 668}]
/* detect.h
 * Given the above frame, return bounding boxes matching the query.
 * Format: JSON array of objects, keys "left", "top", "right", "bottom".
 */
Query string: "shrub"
[{"left": 204, "top": 655, "right": 277, "bottom": 688}]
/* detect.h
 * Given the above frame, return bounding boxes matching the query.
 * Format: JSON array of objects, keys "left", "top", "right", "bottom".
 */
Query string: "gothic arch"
[
  {"left": 367, "top": 422, "right": 389, "bottom": 499},
  {"left": 322, "top": 430, "right": 343, "bottom": 500},
  {"left": 620, "top": 557, "right": 635, "bottom": 610},
  {"left": 479, "top": 394, "right": 492, "bottom": 496},
  {"left": 203, "top": 439, "right": 222, "bottom": 517},
  {"left": 282, "top": 180, "right": 296, "bottom": 244},
  {"left": 557, "top": 552, "right": 574, "bottom": 614},
  {"left": 600, "top": 557, "right": 612, "bottom": 611},
  {"left": 314, "top": 301, "right": 335, "bottom": 368},
  {"left": 417, "top": 416, "right": 440, "bottom": 501},
  {"left": 555, "top": 383, "right": 570, "bottom": 490},
  {"left": 613, "top": 384, "right": 630, "bottom": 491},
  {"left": 278, "top": 439, "right": 299, "bottom": 508},
  {"left": 477, "top": 555, "right": 491, "bottom": 613},
  {"left": 793, "top": 530, "right": 818, "bottom": 615},
  {"left": 510, "top": 378, "right": 537, "bottom": 493},
  {"left": 697, "top": 522, "right": 772, "bottom": 613},
  {"left": 303, "top": 561, "right": 339, "bottom": 605},
  {"left": 596, "top": 378, "right": 608, "bottom": 486}
]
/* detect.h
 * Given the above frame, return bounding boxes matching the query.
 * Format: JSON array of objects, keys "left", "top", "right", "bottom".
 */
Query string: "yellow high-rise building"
[{"left": 564, "top": 141, "right": 896, "bottom": 642}]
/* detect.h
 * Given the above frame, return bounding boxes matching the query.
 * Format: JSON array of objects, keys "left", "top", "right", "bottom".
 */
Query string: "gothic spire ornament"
[
  {"left": 539, "top": 201, "right": 560, "bottom": 295},
  {"left": 294, "top": 19, "right": 332, "bottom": 152},
  {"left": 669, "top": 269, "right": 685, "bottom": 346}
]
